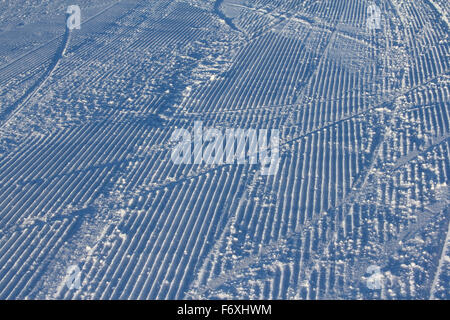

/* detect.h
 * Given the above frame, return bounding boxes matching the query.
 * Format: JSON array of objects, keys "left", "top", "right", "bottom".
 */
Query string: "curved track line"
[
  {"left": 0, "top": 1, "right": 122, "bottom": 128},
  {"left": 430, "top": 208, "right": 450, "bottom": 299},
  {"left": 214, "top": 0, "right": 240, "bottom": 32},
  {"left": 0, "top": 27, "right": 71, "bottom": 127}
]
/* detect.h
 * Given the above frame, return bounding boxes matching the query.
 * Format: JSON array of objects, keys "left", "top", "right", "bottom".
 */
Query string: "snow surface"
[{"left": 0, "top": 0, "right": 448, "bottom": 300}]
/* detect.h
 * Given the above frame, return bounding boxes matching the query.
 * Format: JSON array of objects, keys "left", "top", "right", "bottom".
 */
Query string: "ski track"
[{"left": 0, "top": 0, "right": 448, "bottom": 300}]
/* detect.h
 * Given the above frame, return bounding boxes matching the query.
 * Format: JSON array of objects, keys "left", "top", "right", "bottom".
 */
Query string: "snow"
[{"left": 0, "top": 0, "right": 448, "bottom": 300}]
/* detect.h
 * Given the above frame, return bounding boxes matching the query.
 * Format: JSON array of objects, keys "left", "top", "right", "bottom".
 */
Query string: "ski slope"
[{"left": 0, "top": 0, "right": 448, "bottom": 299}]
